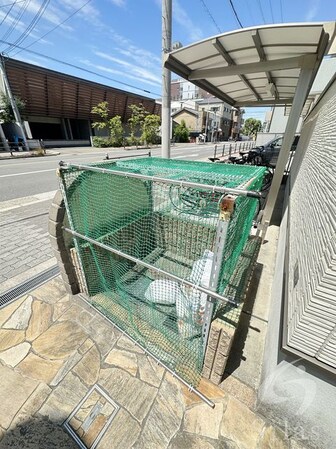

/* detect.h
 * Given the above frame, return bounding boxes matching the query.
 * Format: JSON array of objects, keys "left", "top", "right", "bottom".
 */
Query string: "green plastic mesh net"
[{"left": 59, "top": 157, "right": 265, "bottom": 386}]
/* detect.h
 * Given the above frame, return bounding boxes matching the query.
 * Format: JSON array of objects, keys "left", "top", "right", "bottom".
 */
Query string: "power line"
[
  {"left": 0, "top": 0, "right": 25, "bottom": 7},
  {"left": 268, "top": 0, "right": 274, "bottom": 22},
  {"left": 0, "top": 0, "right": 20, "bottom": 28},
  {"left": 11, "top": 0, "right": 92, "bottom": 57},
  {"left": 4, "top": 0, "right": 50, "bottom": 53},
  {"left": 199, "top": 0, "right": 221, "bottom": 34},
  {"left": 279, "top": 0, "right": 284, "bottom": 22},
  {"left": 0, "top": 0, "right": 31, "bottom": 43},
  {"left": 228, "top": 0, "right": 243, "bottom": 28},
  {"left": 0, "top": 40, "right": 161, "bottom": 97},
  {"left": 257, "top": 0, "right": 266, "bottom": 24}
]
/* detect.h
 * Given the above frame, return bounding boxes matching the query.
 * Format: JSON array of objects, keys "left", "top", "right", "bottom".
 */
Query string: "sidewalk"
[
  {"left": 0, "top": 149, "right": 60, "bottom": 161},
  {"left": 0, "top": 228, "right": 306, "bottom": 449}
]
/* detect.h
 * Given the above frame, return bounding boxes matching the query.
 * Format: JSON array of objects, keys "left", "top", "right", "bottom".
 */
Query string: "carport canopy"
[
  {"left": 164, "top": 22, "right": 335, "bottom": 108},
  {"left": 164, "top": 22, "right": 336, "bottom": 236}
]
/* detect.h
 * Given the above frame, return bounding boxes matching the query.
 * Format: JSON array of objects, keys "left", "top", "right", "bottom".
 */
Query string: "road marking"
[
  {"left": 0, "top": 190, "right": 57, "bottom": 212},
  {"left": 174, "top": 153, "right": 199, "bottom": 159},
  {"left": 0, "top": 168, "right": 56, "bottom": 178}
]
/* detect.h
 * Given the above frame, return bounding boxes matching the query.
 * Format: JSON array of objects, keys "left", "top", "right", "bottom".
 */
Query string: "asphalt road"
[{"left": 0, "top": 143, "right": 221, "bottom": 202}]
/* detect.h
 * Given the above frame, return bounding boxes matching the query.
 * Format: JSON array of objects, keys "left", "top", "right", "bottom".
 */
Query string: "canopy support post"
[
  {"left": 258, "top": 61, "right": 317, "bottom": 240},
  {"left": 162, "top": 0, "right": 172, "bottom": 158}
]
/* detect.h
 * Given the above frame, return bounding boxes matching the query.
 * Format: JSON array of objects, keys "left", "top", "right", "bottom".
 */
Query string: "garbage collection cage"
[{"left": 59, "top": 157, "right": 265, "bottom": 386}]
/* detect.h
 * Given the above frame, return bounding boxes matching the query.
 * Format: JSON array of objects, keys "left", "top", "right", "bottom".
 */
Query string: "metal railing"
[{"left": 209, "top": 141, "right": 255, "bottom": 162}]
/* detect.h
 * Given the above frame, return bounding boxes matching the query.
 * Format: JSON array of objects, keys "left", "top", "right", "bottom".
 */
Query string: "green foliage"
[
  {"left": 91, "top": 101, "right": 110, "bottom": 130},
  {"left": 0, "top": 93, "right": 25, "bottom": 123},
  {"left": 128, "top": 103, "right": 149, "bottom": 145},
  {"left": 109, "top": 115, "right": 123, "bottom": 146},
  {"left": 142, "top": 114, "right": 160, "bottom": 145},
  {"left": 92, "top": 136, "right": 112, "bottom": 148},
  {"left": 173, "top": 119, "right": 189, "bottom": 143},
  {"left": 242, "top": 118, "right": 262, "bottom": 138}
]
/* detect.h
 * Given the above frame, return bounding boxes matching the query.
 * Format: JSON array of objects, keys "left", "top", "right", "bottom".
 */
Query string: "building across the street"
[{"left": 0, "top": 58, "right": 160, "bottom": 147}]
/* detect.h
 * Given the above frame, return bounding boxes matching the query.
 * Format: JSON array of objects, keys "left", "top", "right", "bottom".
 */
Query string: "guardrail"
[{"left": 210, "top": 141, "right": 255, "bottom": 161}]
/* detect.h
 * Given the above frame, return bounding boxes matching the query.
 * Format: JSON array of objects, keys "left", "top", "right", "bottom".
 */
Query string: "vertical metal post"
[
  {"left": 258, "top": 62, "right": 317, "bottom": 240},
  {"left": 0, "top": 123, "right": 9, "bottom": 151},
  {"left": 161, "top": 0, "right": 172, "bottom": 158},
  {"left": 202, "top": 196, "right": 235, "bottom": 354},
  {"left": 0, "top": 55, "right": 29, "bottom": 151}
]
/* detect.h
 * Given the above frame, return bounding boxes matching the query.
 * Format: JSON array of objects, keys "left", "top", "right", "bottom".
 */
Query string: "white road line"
[
  {"left": 0, "top": 168, "right": 56, "bottom": 178},
  {"left": 0, "top": 189, "right": 57, "bottom": 212}
]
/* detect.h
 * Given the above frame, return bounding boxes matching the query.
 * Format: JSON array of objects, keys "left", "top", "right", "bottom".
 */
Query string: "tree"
[
  {"left": 128, "top": 103, "right": 148, "bottom": 145},
  {"left": 173, "top": 120, "right": 189, "bottom": 143},
  {"left": 91, "top": 102, "right": 124, "bottom": 147},
  {"left": 109, "top": 115, "right": 123, "bottom": 146},
  {"left": 91, "top": 101, "right": 110, "bottom": 130},
  {"left": 0, "top": 93, "right": 25, "bottom": 123},
  {"left": 242, "top": 118, "right": 262, "bottom": 138},
  {"left": 142, "top": 114, "right": 160, "bottom": 145}
]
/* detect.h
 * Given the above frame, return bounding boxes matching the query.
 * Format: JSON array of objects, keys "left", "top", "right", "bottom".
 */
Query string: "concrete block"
[
  {"left": 202, "top": 365, "right": 211, "bottom": 379},
  {"left": 49, "top": 235, "right": 66, "bottom": 252},
  {"left": 48, "top": 219, "right": 63, "bottom": 238},
  {"left": 49, "top": 204, "right": 65, "bottom": 223},
  {"left": 64, "top": 281, "right": 80, "bottom": 295},
  {"left": 213, "top": 353, "right": 228, "bottom": 375},
  {"left": 204, "top": 347, "right": 216, "bottom": 370},
  {"left": 52, "top": 190, "right": 64, "bottom": 207},
  {"left": 210, "top": 371, "right": 222, "bottom": 385},
  {"left": 60, "top": 268, "right": 78, "bottom": 286}
]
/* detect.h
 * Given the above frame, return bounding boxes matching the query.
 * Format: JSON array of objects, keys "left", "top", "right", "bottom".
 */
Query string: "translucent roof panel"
[{"left": 165, "top": 23, "right": 336, "bottom": 107}]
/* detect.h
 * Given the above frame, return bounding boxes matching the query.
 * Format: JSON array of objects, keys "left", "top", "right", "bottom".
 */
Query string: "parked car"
[{"left": 253, "top": 135, "right": 300, "bottom": 166}]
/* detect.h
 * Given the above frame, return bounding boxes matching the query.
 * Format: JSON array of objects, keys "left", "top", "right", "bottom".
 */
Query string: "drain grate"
[
  {"left": 64, "top": 385, "right": 120, "bottom": 449},
  {"left": 0, "top": 265, "right": 60, "bottom": 309}
]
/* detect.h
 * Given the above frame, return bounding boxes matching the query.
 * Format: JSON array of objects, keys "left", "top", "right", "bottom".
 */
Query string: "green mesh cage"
[{"left": 59, "top": 157, "right": 265, "bottom": 386}]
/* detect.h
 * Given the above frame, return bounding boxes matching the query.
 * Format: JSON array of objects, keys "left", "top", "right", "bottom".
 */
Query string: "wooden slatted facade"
[{"left": 4, "top": 58, "right": 161, "bottom": 122}]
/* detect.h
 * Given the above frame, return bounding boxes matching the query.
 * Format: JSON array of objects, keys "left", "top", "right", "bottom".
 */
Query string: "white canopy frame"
[{"left": 164, "top": 22, "right": 336, "bottom": 237}]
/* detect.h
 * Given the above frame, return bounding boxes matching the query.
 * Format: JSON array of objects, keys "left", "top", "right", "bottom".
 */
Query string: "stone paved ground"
[
  {"left": 0, "top": 276, "right": 307, "bottom": 449},
  {"left": 0, "top": 194, "right": 56, "bottom": 292}
]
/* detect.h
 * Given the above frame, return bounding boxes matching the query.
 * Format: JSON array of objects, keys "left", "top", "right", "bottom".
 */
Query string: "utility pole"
[
  {"left": 0, "top": 55, "right": 29, "bottom": 151},
  {"left": 162, "top": 0, "right": 172, "bottom": 158}
]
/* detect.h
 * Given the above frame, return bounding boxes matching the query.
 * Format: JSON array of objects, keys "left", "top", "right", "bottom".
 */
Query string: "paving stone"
[
  {"left": 2, "top": 295, "right": 33, "bottom": 330},
  {"left": 290, "top": 439, "right": 309, "bottom": 449},
  {"left": 0, "top": 364, "right": 38, "bottom": 429},
  {"left": 105, "top": 348, "right": 138, "bottom": 376},
  {"left": 220, "top": 375, "right": 256, "bottom": 409},
  {"left": 39, "top": 372, "right": 87, "bottom": 422},
  {"left": 0, "top": 427, "right": 4, "bottom": 442},
  {"left": 169, "top": 433, "right": 219, "bottom": 449},
  {"left": 99, "top": 367, "right": 157, "bottom": 423},
  {"left": 259, "top": 425, "right": 290, "bottom": 449},
  {"left": 26, "top": 300, "right": 53, "bottom": 341},
  {"left": 17, "top": 352, "right": 64, "bottom": 383},
  {"left": 50, "top": 351, "right": 82, "bottom": 387},
  {"left": 0, "top": 329, "right": 25, "bottom": 351},
  {"left": 117, "top": 334, "right": 145, "bottom": 353},
  {"left": 220, "top": 397, "right": 265, "bottom": 449},
  {"left": 73, "top": 345, "right": 100, "bottom": 385},
  {"left": 52, "top": 294, "right": 72, "bottom": 321},
  {"left": 0, "top": 342, "right": 30, "bottom": 367},
  {"left": 32, "top": 320, "right": 87, "bottom": 360},
  {"left": 85, "top": 315, "right": 120, "bottom": 357},
  {"left": 31, "top": 277, "right": 68, "bottom": 304},
  {"left": 58, "top": 303, "right": 95, "bottom": 326},
  {"left": 138, "top": 354, "right": 165, "bottom": 387},
  {"left": 134, "top": 374, "right": 184, "bottom": 449},
  {"left": 0, "top": 297, "right": 27, "bottom": 328},
  {"left": 10, "top": 383, "right": 52, "bottom": 429},
  {"left": 99, "top": 407, "right": 141, "bottom": 449},
  {"left": 184, "top": 401, "right": 225, "bottom": 440},
  {"left": 78, "top": 338, "right": 94, "bottom": 355}
]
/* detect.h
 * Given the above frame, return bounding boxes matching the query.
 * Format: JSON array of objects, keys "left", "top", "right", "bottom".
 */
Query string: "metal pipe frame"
[
  {"left": 59, "top": 162, "right": 261, "bottom": 199},
  {"left": 78, "top": 293, "right": 215, "bottom": 408},
  {"left": 63, "top": 226, "right": 238, "bottom": 307}
]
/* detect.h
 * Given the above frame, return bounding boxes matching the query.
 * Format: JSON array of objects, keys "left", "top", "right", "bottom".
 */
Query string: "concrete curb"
[{"left": 0, "top": 150, "right": 60, "bottom": 160}]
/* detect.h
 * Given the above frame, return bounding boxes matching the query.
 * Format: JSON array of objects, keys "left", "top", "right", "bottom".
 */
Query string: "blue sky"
[{"left": 0, "top": 0, "right": 335, "bottom": 121}]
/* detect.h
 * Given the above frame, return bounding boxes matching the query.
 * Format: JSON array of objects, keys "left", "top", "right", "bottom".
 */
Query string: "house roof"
[
  {"left": 164, "top": 22, "right": 336, "bottom": 108},
  {"left": 171, "top": 107, "right": 199, "bottom": 117}
]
